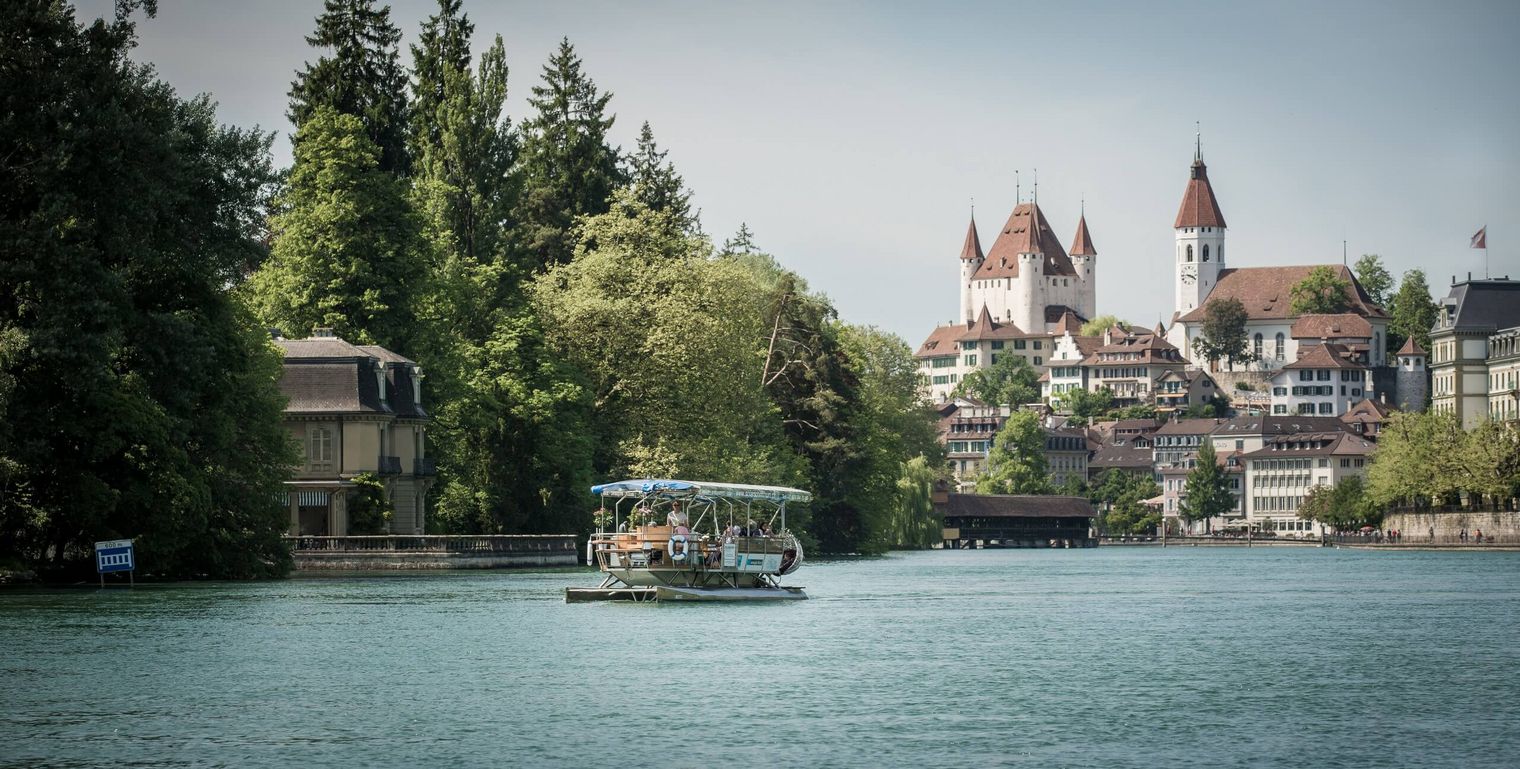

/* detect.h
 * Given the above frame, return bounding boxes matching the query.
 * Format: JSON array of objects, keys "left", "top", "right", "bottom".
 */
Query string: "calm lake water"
[{"left": 2, "top": 547, "right": 1517, "bottom": 768}]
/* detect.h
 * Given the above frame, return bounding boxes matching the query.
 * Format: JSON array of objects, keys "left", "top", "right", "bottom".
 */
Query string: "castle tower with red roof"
[
  {"left": 960, "top": 195, "right": 1094, "bottom": 332},
  {"left": 1174, "top": 135, "right": 1228, "bottom": 317}
]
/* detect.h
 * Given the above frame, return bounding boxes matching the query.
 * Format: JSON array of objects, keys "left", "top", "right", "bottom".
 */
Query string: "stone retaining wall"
[{"left": 1381, "top": 509, "right": 1520, "bottom": 540}]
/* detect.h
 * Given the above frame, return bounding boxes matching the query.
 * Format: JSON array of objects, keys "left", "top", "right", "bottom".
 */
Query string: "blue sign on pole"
[{"left": 95, "top": 539, "right": 135, "bottom": 574}]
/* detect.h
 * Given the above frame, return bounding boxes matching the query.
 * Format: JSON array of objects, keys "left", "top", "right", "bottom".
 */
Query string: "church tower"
[
  {"left": 958, "top": 214, "right": 984, "bottom": 323},
  {"left": 1069, "top": 207, "right": 1097, "bottom": 320},
  {"left": 1173, "top": 138, "right": 1227, "bottom": 317}
]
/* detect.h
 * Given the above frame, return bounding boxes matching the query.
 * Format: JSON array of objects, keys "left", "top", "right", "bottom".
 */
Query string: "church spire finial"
[
  {"left": 1015, "top": 170, "right": 1020, "bottom": 204},
  {"left": 1032, "top": 168, "right": 1039, "bottom": 206},
  {"left": 1195, "top": 121, "right": 1202, "bottom": 162}
]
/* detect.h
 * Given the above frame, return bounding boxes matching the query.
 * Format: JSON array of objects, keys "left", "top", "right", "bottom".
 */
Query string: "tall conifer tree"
[
  {"left": 289, "top": 0, "right": 411, "bottom": 175},
  {"left": 513, "top": 38, "right": 622, "bottom": 269},
  {"left": 627, "top": 121, "right": 697, "bottom": 233}
]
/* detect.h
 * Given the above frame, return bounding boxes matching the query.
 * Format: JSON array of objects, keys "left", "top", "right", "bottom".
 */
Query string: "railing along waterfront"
[
  {"left": 285, "top": 535, "right": 577, "bottom": 553},
  {"left": 1327, "top": 533, "right": 1519, "bottom": 546}
]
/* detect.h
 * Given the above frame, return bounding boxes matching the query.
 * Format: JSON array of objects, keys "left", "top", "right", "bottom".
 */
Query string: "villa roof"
[
  {"left": 1290, "top": 313, "right": 1372, "bottom": 340},
  {"left": 1241, "top": 432, "right": 1375, "bottom": 459},
  {"left": 1174, "top": 159, "right": 1227, "bottom": 229},
  {"left": 1435, "top": 280, "right": 1520, "bottom": 333},
  {"left": 1176, "top": 264, "right": 1388, "bottom": 323},
  {"left": 276, "top": 334, "right": 422, "bottom": 417},
  {"left": 1282, "top": 343, "right": 1366, "bottom": 371},
  {"left": 1154, "top": 418, "right": 1226, "bottom": 436},
  {"left": 1210, "top": 415, "right": 1350, "bottom": 436},
  {"left": 976, "top": 202, "right": 1077, "bottom": 280}
]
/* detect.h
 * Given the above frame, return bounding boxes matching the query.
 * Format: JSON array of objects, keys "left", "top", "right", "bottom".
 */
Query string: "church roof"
[
  {"left": 976, "top": 202, "right": 1077, "bottom": 280},
  {"left": 1070, "top": 214, "right": 1097, "bottom": 256},
  {"left": 1396, "top": 336, "right": 1426, "bottom": 356},
  {"left": 1290, "top": 313, "right": 1373, "bottom": 340},
  {"left": 959, "top": 216, "right": 984, "bottom": 262},
  {"left": 1174, "top": 159, "right": 1227, "bottom": 229},
  {"left": 1176, "top": 264, "right": 1388, "bottom": 323}
]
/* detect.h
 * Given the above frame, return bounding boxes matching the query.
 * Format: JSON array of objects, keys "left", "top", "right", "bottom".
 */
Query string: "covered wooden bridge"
[{"left": 935, "top": 490, "right": 1096, "bottom": 549}]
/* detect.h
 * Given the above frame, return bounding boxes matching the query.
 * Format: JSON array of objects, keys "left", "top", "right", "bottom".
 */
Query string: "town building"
[
  {"left": 1154, "top": 369, "right": 1221, "bottom": 413},
  {"left": 1043, "top": 427, "right": 1090, "bottom": 488},
  {"left": 916, "top": 307, "right": 1056, "bottom": 403},
  {"left": 1340, "top": 398, "right": 1392, "bottom": 438},
  {"left": 276, "top": 329, "right": 435, "bottom": 536},
  {"left": 1159, "top": 451, "right": 1244, "bottom": 533},
  {"left": 1241, "top": 432, "right": 1375, "bottom": 536},
  {"left": 1429, "top": 278, "right": 1520, "bottom": 427},
  {"left": 1267, "top": 343, "right": 1372, "bottom": 416},
  {"left": 1487, "top": 327, "right": 1520, "bottom": 422},
  {"left": 1162, "top": 144, "right": 1390, "bottom": 372},
  {"left": 1042, "top": 315, "right": 1100, "bottom": 405},
  {"left": 938, "top": 399, "right": 1008, "bottom": 491},
  {"left": 1082, "top": 324, "right": 1188, "bottom": 406}
]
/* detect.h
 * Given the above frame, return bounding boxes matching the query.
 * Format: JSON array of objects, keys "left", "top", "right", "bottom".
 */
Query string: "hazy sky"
[{"left": 77, "top": 0, "right": 1520, "bottom": 344}]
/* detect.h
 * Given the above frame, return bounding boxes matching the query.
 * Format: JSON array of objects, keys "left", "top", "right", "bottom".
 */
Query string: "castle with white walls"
[{"left": 957, "top": 197, "right": 1098, "bottom": 333}]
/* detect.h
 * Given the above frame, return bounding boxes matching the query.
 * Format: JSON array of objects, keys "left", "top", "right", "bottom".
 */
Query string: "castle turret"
[
  {"left": 1069, "top": 210, "right": 1097, "bottom": 320},
  {"left": 1395, "top": 336, "right": 1428, "bottom": 411},
  {"left": 1174, "top": 139, "right": 1227, "bottom": 317},
  {"left": 958, "top": 215, "right": 984, "bottom": 323}
]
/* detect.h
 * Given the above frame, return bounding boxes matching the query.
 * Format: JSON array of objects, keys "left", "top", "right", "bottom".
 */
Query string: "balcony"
[
  {"left": 377, "top": 455, "right": 402, "bottom": 475},
  {"left": 414, "top": 457, "right": 437, "bottom": 476}
]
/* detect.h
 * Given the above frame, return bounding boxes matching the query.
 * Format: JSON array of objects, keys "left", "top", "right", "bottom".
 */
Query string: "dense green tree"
[
  {"left": 246, "top": 109, "right": 425, "bottom": 351},
  {"left": 626, "top": 121, "right": 697, "bottom": 233},
  {"left": 953, "top": 353, "right": 1041, "bottom": 407},
  {"left": 1063, "top": 387, "right": 1114, "bottom": 423},
  {"left": 1080, "top": 315, "right": 1129, "bottom": 337},
  {"left": 345, "top": 473, "right": 394, "bottom": 534},
  {"left": 409, "top": 0, "right": 473, "bottom": 154},
  {"left": 1353, "top": 254, "right": 1393, "bottom": 309},
  {"left": 839, "top": 324, "right": 944, "bottom": 552},
  {"left": 514, "top": 38, "right": 622, "bottom": 269},
  {"left": 0, "top": 1, "right": 295, "bottom": 577},
  {"left": 1298, "top": 476, "right": 1379, "bottom": 531},
  {"left": 976, "top": 411, "right": 1052, "bottom": 495},
  {"left": 1178, "top": 441, "right": 1234, "bottom": 531},
  {"left": 1369, "top": 412, "right": 1520, "bottom": 509},
  {"left": 1289, "top": 266, "right": 1353, "bottom": 315},
  {"left": 722, "top": 222, "right": 759, "bottom": 255},
  {"left": 1088, "top": 469, "right": 1160, "bottom": 535},
  {"left": 289, "top": 0, "right": 411, "bottom": 175},
  {"left": 1389, "top": 269, "right": 1438, "bottom": 356},
  {"left": 1193, "top": 296, "right": 1251, "bottom": 366}
]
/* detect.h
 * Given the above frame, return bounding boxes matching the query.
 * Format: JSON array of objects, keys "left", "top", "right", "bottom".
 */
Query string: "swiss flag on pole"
[{"left": 1471, "top": 226, "right": 1487, "bottom": 249}]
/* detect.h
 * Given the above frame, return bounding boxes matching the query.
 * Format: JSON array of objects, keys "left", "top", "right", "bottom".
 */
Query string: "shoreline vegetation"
[{"left": 0, "top": 1, "right": 945, "bottom": 581}]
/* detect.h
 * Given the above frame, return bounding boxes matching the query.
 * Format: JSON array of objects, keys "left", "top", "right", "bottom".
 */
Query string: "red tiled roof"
[
  {"left": 1290, "top": 313, "right": 1372, "bottom": 340},
  {"left": 1396, "top": 336, "right": 1427, "bottom": 356},
  {"left": 1082, "top": 328, "right": 1183, "bottom": 365},
  {"left": 1070, "top": 214, "right": 1096, "bottom": 256},
  {"left": 1174, "top": 159, "right": 1227, "bottom": 229},
  {"left": 1046, "top": 305, "right": 1089, "bottom": 326},
  {"left": 1176, "top": 264, "right": 1389, "bottom": 323},
  {"left": 960, "top": 305, "right": 1027, "bottom": 341},
  {"left": 1052, "top": 309, "right": 1085, "bottom": 335},
  {"left": 959, "top": 215, "right": 984, "bottom": 262},
  {"left": 916, "top": 324, "right": 965, "bottom": 357},
  {"left": 976, "top": 202, "right": 1076, "bottom": 280},
  {"left": 1282, "top": 342, "right": 1366, "bottom": 371}
]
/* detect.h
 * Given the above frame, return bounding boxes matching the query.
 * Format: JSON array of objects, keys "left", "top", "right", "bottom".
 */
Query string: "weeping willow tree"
[{"left": 884, "top": 455, "right": 944, "bottom": 549}]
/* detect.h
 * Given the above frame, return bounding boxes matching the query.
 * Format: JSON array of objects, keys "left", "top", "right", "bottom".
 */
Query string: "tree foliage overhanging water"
[{"left": 0, "top": 1, "right": 945, "bottom": 577}]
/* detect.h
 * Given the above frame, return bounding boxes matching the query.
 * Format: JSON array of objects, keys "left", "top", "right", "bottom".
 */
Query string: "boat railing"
[{"left": 286, "top": 535, "right": 578, "bottom": 553}]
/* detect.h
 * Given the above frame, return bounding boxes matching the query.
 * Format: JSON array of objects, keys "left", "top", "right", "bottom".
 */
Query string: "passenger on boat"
[
  {"left": 759, "top": 522, "right": 772, "bottom": 537},
  {"left": 667, "top": 502, "right": 690, "bottom": 534}
]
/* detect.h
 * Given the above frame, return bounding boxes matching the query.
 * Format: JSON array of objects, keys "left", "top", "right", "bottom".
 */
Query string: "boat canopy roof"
[{"left": 590, "top": 479, "right": 811, "bottom": 503}]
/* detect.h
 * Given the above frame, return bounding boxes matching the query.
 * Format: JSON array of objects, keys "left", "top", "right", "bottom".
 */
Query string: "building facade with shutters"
[{"left": 276, "top": 329, "right": 435, "bottom": 536}]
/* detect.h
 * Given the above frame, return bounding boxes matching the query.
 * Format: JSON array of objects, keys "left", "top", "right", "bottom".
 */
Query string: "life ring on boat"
[{"left": 667, "top": 534, "right": 689, "bottom": 562}]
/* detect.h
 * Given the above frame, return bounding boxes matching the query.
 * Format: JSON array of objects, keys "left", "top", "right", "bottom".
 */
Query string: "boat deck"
[{"left": 565, "top": 585, "right": 807, "bottom": 603}]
